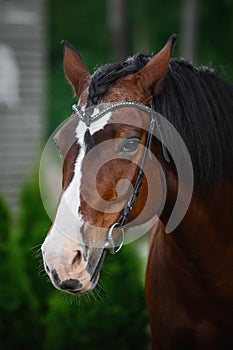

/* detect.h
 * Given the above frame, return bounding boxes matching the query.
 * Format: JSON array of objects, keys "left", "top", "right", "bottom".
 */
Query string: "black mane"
[{"left": 87, "top": 54, "right": 233, "bottom": 186}]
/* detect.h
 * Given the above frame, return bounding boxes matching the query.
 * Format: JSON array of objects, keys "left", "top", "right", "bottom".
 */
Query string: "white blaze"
[{"left": 42, "top": 108, "right": 112, "bottom": 248}]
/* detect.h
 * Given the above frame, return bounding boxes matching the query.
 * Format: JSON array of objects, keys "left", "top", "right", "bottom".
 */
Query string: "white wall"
[{"left": 0, "top": 0, "right": 47, "bottom": 210}]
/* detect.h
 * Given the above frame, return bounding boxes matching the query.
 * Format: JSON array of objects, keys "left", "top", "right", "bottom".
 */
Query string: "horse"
[{"left": 41, "top": 35, "right": 233, "bottom": 349}]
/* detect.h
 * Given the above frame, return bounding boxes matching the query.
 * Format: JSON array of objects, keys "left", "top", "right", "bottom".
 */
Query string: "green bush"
[
  {"left": 0, "top": 195, "right": 12, "bottom": 348},
  {"left": 14, "top": 177, "right": 149, "bottom": 349},
  {"left": 17, "top": 176, "right": 53, "bottom": 344},
  {"left": 0, "top": 195, "right": 10, "bottom": 244},
  {"left": 0, "top": 183, "right": 53, "bottom": 349},
  {"left": 0, "top": 195, "right": 40, "bottom": 349}
]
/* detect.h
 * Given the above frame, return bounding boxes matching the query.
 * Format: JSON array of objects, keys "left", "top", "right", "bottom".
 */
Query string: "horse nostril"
[
  {"left": 51, "top": 269, "right": 61, "bottom": 286},
  {"left": 50, "top": 270, "right": 82, "bottom": 292},
  {"left": 72, "top": 250, "right": 82, "bottom": 266},
  {"left": 60, "top": 279, "right": 83, "bottom": 291}
]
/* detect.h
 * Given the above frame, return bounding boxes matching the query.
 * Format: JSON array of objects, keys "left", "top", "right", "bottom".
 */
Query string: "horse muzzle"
[{"left": 41, "top": 233, "right": 107, "bottom": 294}]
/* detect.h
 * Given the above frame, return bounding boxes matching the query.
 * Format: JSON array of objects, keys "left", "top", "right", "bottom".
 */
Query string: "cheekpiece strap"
[{"left": 72, "top": 101, "right": 169, "bottom": 253}]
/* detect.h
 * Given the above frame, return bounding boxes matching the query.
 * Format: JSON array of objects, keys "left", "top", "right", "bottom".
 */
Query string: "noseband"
[{"left": 72, "top": 101, "right": 169, "bottom": 254}]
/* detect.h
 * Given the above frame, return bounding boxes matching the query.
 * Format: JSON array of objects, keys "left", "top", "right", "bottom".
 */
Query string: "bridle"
[{"left": 72, "top": 101, "right": 169, "bottom": 254}]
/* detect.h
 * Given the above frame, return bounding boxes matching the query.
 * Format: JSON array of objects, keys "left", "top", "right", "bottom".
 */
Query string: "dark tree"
[
  {"left": 180, "top": 0, "right": 199, "bottom": 61},
  {"left": 107, "top": 0, "right": 128, "bottom": 60}
]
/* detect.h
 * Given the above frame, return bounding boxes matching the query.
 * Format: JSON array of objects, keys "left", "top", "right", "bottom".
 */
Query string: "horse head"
[{"left": 41, "top": 36, "right": 177, "bottom": 294}]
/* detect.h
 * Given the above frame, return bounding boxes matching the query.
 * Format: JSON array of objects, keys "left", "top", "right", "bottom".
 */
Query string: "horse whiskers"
[
  {"left": 29, "top": 243, "right": 42, "bottom": 252},
  {"left": 89, "top": 283, "right": 107, "bottom": 305},
  {"left": 62, "top": 292, "right": 79, "bottom": 307},
  {"left": 30, "top": 245, "right": 43, "bottom": 263},
  {"left": 66, "top": 282, "right": 107, "bottom": 307}
]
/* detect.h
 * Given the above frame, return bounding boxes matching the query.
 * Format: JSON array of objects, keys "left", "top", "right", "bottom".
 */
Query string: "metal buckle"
[{"left": 105, "top": 223, "right": 124, "bottom": 254}]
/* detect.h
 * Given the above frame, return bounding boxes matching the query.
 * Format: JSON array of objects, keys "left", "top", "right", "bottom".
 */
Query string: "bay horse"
[{"left": 41, "top": 35, "right": 233, "bottom": 349}]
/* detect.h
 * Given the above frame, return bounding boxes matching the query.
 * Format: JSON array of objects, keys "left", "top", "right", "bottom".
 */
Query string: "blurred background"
[{"left": 0, "top": 0, "right": 233, "bottom": 349}]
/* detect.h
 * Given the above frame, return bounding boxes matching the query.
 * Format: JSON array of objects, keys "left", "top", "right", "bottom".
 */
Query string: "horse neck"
[{"left": 164, "top": 173, "right": 233, "bottom": 269}]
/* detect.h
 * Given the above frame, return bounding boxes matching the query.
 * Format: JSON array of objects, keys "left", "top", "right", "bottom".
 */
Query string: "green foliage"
[
  {"left": 0, "top": 195, "right": 10, "bottom": 244},
  {"left": 0, "top": 182, "right": 51, "bottom": 350},
  {"left": 49, "top": 63, "right": 74, "bottom": 136},
  {"left": 198, "top": 0, "right": 233, "bottom": 82},
  {"left": 0, "top": 195, "right": 14, "bottom": 348},
  {"left": 18, "top": 173, "right": 51, "bottom": 248},
  {"left": 0, "top": 194, "right": 39, "bottom": 349},
  {"left": 0, "top": 180, "right": 149, "bottom": 349},
  {"left": 44, "top": 245, "right": 149, "bottom": 350},
  {"left": 17, "top": 175, "right": 53, "bottom": 311},
  {"left": 49, "top": 0, "right": 109, "bottom": 68}
]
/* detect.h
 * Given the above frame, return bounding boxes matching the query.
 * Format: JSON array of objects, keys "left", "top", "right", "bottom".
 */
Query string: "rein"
[{"left": 72, "top": 102, "right": 169, "bottom": 254}]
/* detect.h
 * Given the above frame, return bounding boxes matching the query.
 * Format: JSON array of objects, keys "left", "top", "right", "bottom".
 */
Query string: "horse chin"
[
  {"left": 88, "top": 248, "right": 107, "bottom": 290},
  {"left": 68, "top": 277, "right": 99, "bottom": 296}
]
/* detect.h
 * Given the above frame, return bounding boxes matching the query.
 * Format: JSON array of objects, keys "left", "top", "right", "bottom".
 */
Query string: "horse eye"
[{"left": 119, "top": 138, "right": 140, "bottom": 154}]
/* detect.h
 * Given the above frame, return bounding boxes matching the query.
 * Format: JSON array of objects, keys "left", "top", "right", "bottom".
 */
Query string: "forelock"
[{"left": 86, "top": 53, "right": 151, "bottom": 107}]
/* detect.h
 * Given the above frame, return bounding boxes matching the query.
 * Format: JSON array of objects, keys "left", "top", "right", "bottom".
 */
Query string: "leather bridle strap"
[
  {"left": 106, "top": 117, "right": 158, "bottom": 254},
  {"left": 116, "top": 117, "right": 156, "bottom": 227}
]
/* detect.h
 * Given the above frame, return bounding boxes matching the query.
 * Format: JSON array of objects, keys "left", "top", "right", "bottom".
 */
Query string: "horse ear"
[
  {"left": 61, "top": 40, "right": 90, "bottom": 97},
  {"left": 138, "top": 34, "right": 177, "bottom": 93}
]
